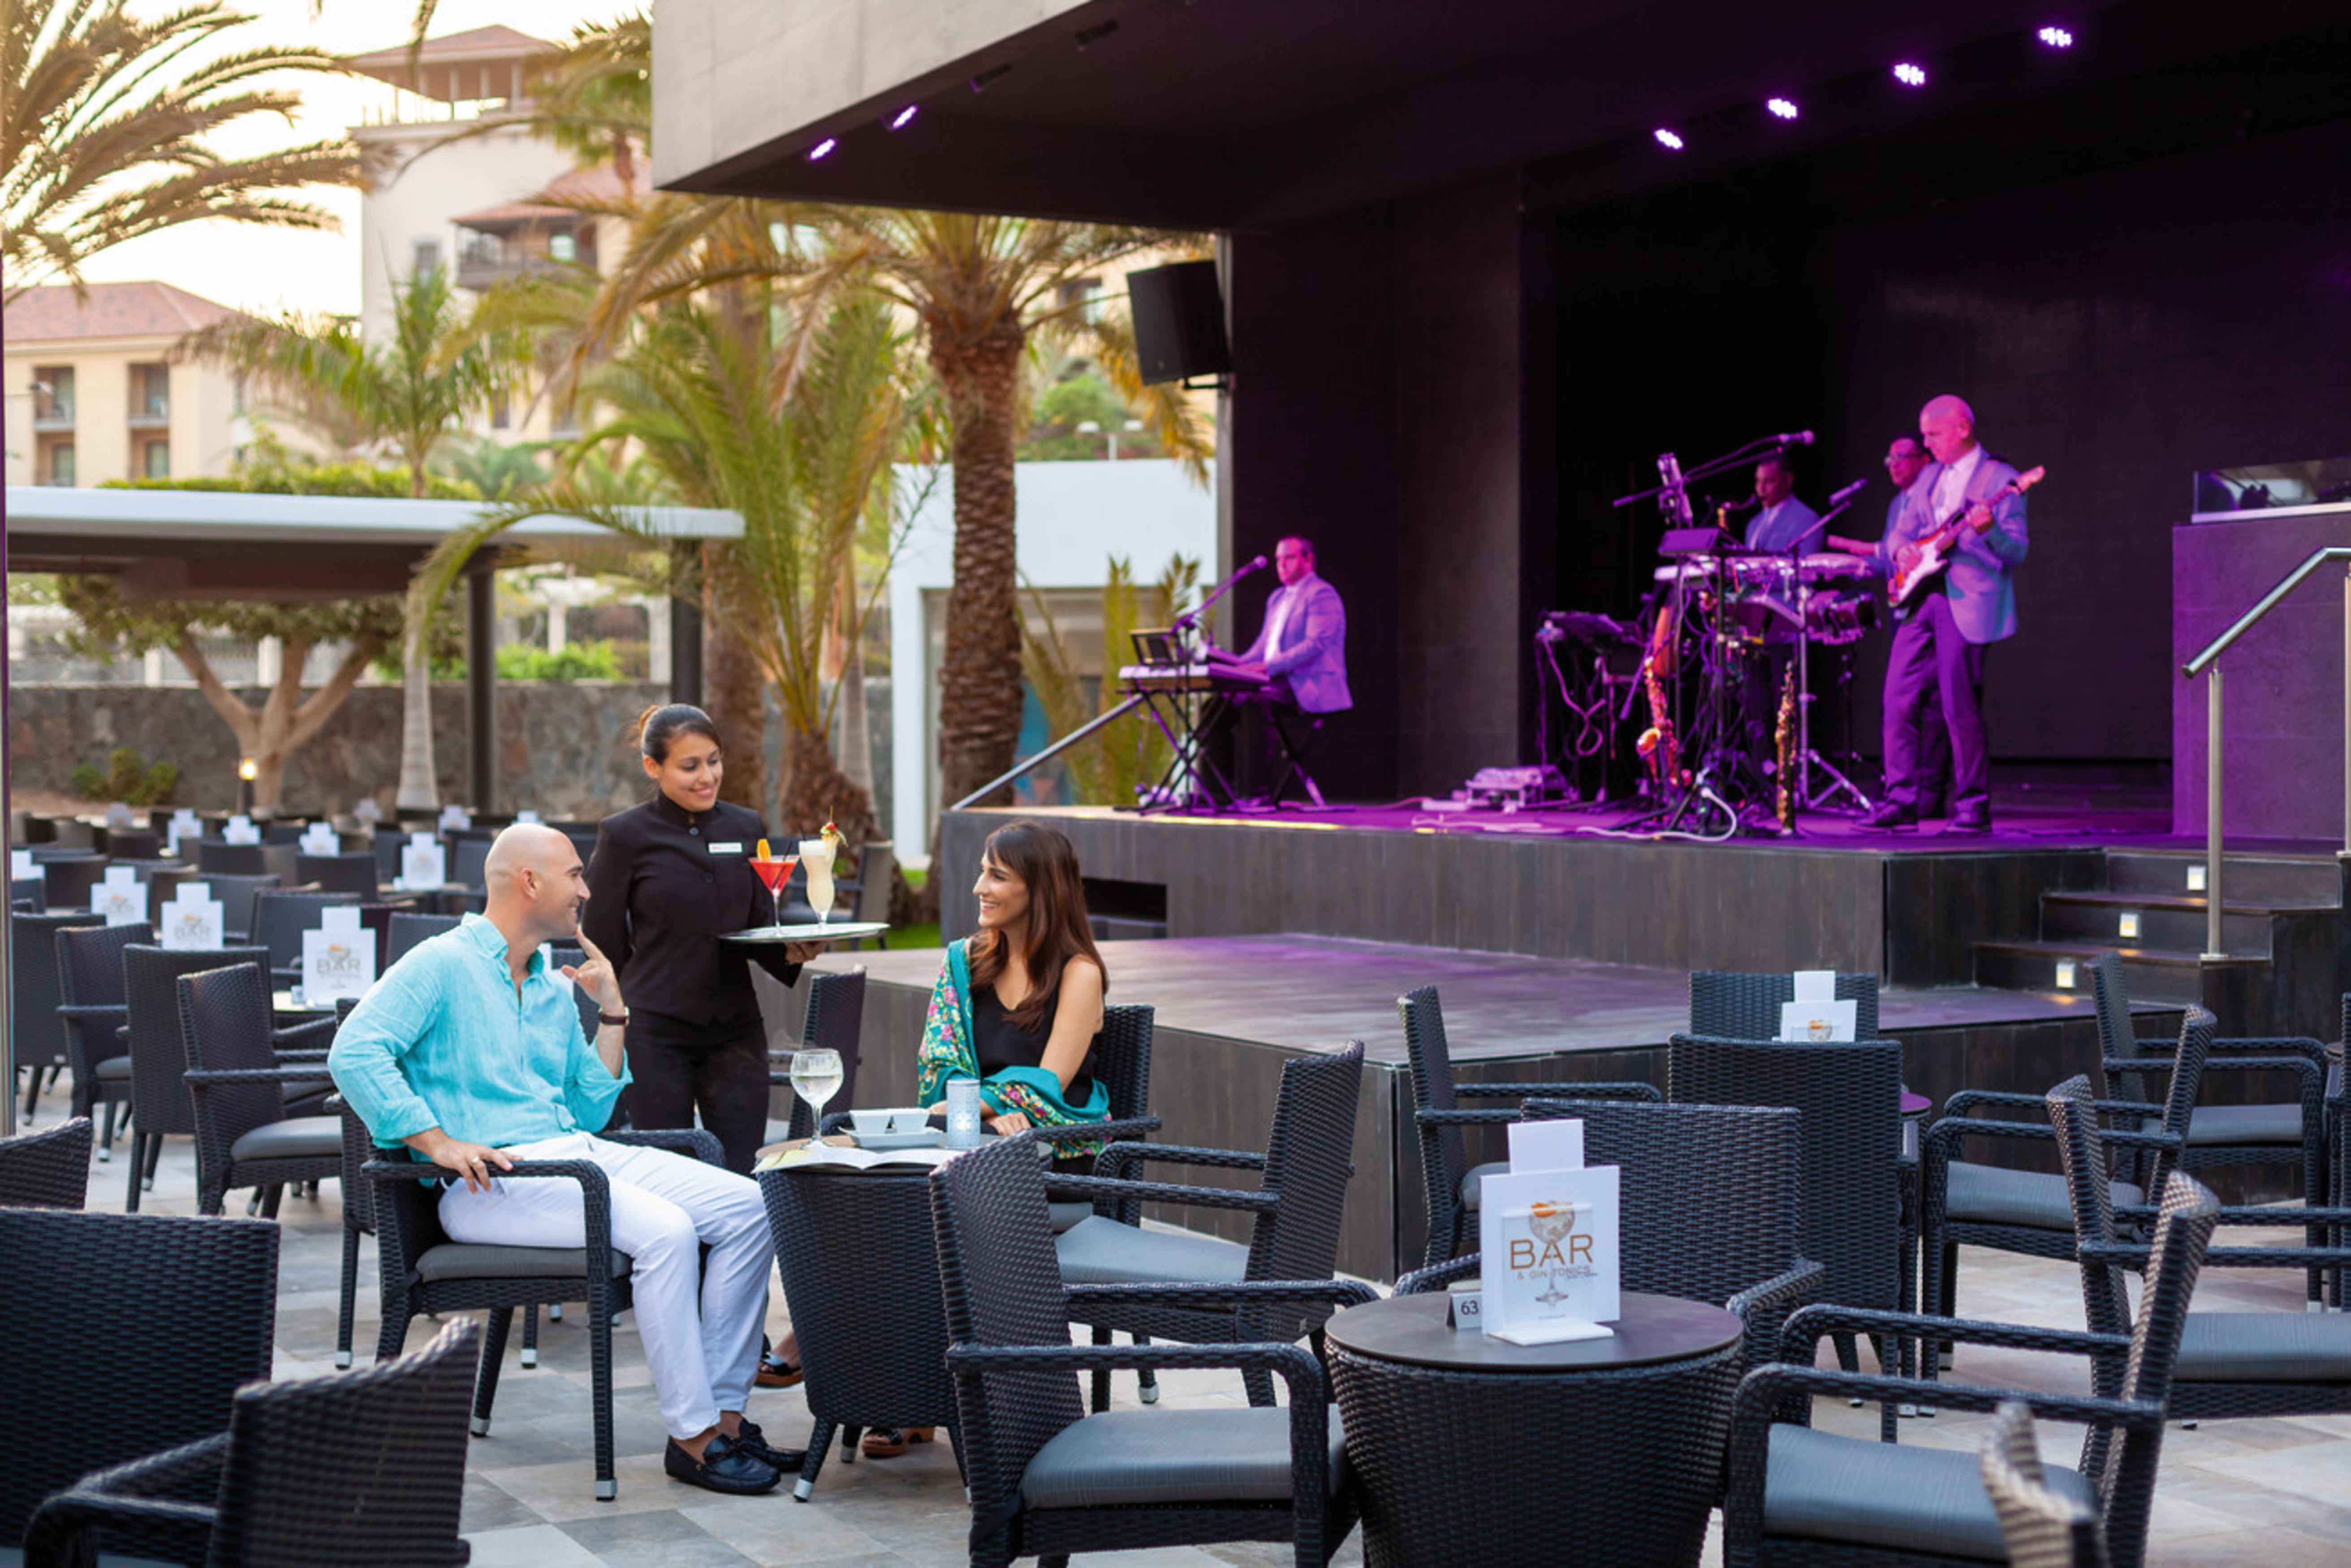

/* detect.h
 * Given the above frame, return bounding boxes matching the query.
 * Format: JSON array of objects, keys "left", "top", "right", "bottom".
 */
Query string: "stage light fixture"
[
  {"left": 887, "top": 103, "right": 919, "bottom": 130},
  {"left": 1653, "top": 128, "right": 1685, "bottom": 151},
  {"left": 1893, "top": 62, "right": 1927, "bottom": 87},
  {"left": 1765, "top": 97, "right": 1799, "bottom": 120},
  {"left": 971, "top": 63, "right": 1013, "bottom": 92},
  {"left": 2037, "top": 25, "right": 2074, "bottom": 48},
  {"left": 807, "top": 137, "right": 837, "bottom": 162}
]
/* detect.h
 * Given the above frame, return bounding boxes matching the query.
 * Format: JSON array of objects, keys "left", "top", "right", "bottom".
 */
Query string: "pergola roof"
[{"left": 4, "top": 486, "right": 740, "bottom": 603}]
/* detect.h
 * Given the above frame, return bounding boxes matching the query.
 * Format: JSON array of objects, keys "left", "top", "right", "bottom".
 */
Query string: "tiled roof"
[
  {"left": 452, "top": 164, "right": 646, "bottom": 227},
  {"left": 345, "top": 25, "right": 550, "bottom": 69},
  {"left": 3, "top": 280, "right": 242, "bottom": 345}
]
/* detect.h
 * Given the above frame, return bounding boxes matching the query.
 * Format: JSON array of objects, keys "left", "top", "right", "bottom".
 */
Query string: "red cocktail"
[{"left": 753, "top": 854, "right": 798, "bottom": 930}]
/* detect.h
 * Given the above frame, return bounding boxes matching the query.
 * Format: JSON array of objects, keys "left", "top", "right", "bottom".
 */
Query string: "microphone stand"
[
  {"left": 1782, "top": 489, "right": 1875, "bottom": 818},
  {"left": 1172, "top": 556, "right": 1267, "bottom": 652}
]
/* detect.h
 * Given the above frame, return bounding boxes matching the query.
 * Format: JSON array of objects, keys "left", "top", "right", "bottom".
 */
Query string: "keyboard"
[{"left": 1117, "top": 663, "right": 1272, "bottom": 694}]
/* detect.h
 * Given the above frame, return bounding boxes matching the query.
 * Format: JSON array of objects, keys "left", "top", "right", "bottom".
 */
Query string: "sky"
[{"left": 74, "top": 0, "right": 620, "bottom": 319}]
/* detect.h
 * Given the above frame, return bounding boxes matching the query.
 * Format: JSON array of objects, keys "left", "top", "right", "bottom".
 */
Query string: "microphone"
[
  {"left": 1241, "top": 554, "right": 1269, "bottom": 574},
  {"left": 1829, "top": 477, "right": 1869, "bottom": 506},
  {"left": 1774, "top": 430, "right": 1816, "bottom": 448}
]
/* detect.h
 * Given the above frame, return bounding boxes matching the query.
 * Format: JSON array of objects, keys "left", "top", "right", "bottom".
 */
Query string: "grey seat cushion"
[
  {"left": 1458, "top": 1159, "right": 1509, "bottom": 1213},
  {"left": 416, "top": 1243, "right": 632, "bottom": 1283},
  {"left": 228, "top": 1115, "right": 341, "bottom": 1163},
  {"left": 1944, "top": 1160, "right": 2142, "bottom": 1229},
  {"left": 1022, "top": 1407, "right": 1347, "bottom": 1509},
  {"left": 1764, "top": 1422, "right": 2098, "bottom": 1561},
  {"left": 95, "top": 1055, "right": 132, "bottom": 1082},
  {"left": 1056, "top": 1215, "right": 1249, "bottom": 1286},
  {"left": 0, "top": 1548, "right": 178, "bottom": 1567},
  {"left": 1048, "top": 1199, "right": 1092, "bottom": 1234},
  {"left": 2185, "top": 1103, "right": 2305, "bottom": 1146},
  {"left": 2177, "top": 1311, "right": 2351, "bottom": 1383}
]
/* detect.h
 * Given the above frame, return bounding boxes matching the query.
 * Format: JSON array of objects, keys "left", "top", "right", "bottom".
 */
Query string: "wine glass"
[
  {"left": 790, "top": 1047, "right": 844, "bottom": 1140},
  {"left": 752, "top": 851, "right": 799, "bottom": 931}
]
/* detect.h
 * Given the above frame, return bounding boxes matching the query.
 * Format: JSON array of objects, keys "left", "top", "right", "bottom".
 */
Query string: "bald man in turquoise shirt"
[{"left": 332, "top": 824, "right": 796, "bottom": 1496}]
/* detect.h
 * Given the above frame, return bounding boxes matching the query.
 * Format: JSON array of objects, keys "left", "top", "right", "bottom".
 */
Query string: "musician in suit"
[
  {"left": 1212, "top": 534, "right": 1350, "bottom": 802},
  {"left": 1829, "top": 434, "right": 1952, "bottom": 814},
  {"left": 1744, "top": 452, "right": 1824, "bottom": 555},
  {"left": 1859, "top": 396, "right": 2029, "bottom": 835}
]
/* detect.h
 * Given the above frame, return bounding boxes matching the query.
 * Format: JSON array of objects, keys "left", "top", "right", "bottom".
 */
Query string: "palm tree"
[
  {"left": 3, "top": 0, "right": 359, "bottom": 301},
  {"left": 181, "top": 267, "right": 532, "bottom": 809}
]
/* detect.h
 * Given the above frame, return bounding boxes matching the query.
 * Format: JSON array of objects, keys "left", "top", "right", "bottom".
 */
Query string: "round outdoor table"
[
  {"left": 1325, "top": 1290, "right": 1742, "bottom": 1568},
  {"left": 756, "top": 1149, "right": 962, "bottom": 1500}
]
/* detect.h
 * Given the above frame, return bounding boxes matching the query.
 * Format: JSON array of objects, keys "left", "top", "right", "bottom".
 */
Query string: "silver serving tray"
[{"left": 717, "top": 921, "right": 890, "bottom": 945}]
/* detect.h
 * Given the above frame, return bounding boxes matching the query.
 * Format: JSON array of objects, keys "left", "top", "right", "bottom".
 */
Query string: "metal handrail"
[{"left": 2179, "top": 546, "right": 2351, "bottom": 961}]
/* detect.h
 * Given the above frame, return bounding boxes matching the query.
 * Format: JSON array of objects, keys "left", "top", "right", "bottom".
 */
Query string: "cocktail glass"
[
  {"left": 799, "top": 837, "right": 837, "bottom": 926},
  {"left": 752, "top": 853, "right": 799, "bottom": 931}
]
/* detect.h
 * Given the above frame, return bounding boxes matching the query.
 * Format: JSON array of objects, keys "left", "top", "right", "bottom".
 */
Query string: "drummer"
[{"left": 1746, "top": 453, "right": 1824, "bottom": 555}]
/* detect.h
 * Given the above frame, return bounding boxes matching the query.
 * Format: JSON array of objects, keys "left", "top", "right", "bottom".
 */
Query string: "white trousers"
[{"left": 439, "top": 1131, "right": 770, "bottom": 1439}]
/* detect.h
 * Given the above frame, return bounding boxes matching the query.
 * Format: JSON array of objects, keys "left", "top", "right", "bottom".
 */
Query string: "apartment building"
[{"left": 2, "top": 282, "right": 248, "bottom": 487}]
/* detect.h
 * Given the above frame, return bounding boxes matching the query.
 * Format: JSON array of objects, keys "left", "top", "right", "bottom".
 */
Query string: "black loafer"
[
  {"left": 1945, "top": 811, "right": 1991, "bottom": 836},
  {"left": 729, "top": 1419, "right": 807, "bottom": 1473},
  {"left": 664, "top": 1433, "right": 781, "bottom": 1495},
  {"left": 1860, "top": 802, "right": 1917, "bottom": 831}
]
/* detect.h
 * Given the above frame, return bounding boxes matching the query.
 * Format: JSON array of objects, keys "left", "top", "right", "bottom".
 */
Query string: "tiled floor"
[{"left": 41, "top": 1079, "right": 2351, "bottom": 1566}]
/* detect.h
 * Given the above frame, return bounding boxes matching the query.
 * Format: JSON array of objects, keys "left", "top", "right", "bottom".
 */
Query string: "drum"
[{"left": 1800, "top": 552, "right": 1874, "bottom": 583}]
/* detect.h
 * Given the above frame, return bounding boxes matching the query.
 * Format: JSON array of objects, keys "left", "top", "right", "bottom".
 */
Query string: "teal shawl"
[{"left": 915, "top": 939, "right": 1109, "bottom": 1141}]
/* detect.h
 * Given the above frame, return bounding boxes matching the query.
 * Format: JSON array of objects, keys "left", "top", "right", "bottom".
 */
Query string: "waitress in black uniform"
[{"left": 584, "top": 703, "right": 821, "bottom": 1174}]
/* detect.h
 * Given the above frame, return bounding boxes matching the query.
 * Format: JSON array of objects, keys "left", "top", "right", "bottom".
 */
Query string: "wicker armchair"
[
  {"left": 1922, "top": 1008, "right": 2216, "bottom": 1369},
  {"left": 204, "top": 872, "right": 282, "bottom": 944},
  {"left": 2047, "top": 1073, "right": 2351, "bottom": 1426},
  {"left": 1669, "top": 1029, "right": 1906, "bottom": 1412},
  {"left": 295, "top": 850, "right": 382, "bottom": 900},
  {"left": 121, "top": 943, "right": 276, "bottom": 1210},
  {"left": 932, "top": 1134, "right": 1367, "bottom": 1568},
  {"left": 23, "top": 1319, "right": 479, "bottom": 1568},
  {"left": 1980, "top": 1401, "right": 2111, "bottom": 1568},
  {"left": 178, "top": 962, "right": 343, "bottom": 1218},
  {"left": 0, "top": 1209, "right": 279, "bottom": 1564},
  {"left": 1398, "top": 985, "right": 1662, "bottom": 1269},
  {"left": 40, "top": 854, "right": 110, "bottom": 912},
  {"left": 386, "top": 911, "right": 461, "bottom": 965},
  {"left": 1722, "top": 1170, "right": 2218, "bottom": 1568},
  {"left": 1048, "top": 1042, "right": 1364, "bottom": 1413},
  {"left": 1689, "top": 969, "right": 1881, "bottom": 1041},
  {"left": 777, "top": 967, "right": 869, "bottom": 1142},
  {"left": 54, "top": 921, "right": 148, "bottom": 1160},
  {"left": 1399, "top": 1098, "right": 1822, "bottom": 1370},
  {"left": 0, "top": 1117, "right": 93, "bottom": 1208},
  {"left": 194, "top": 839, "right": 267, "bottom": 877},
  {"left": 249, "top": 890, "right": 362, "bottom": 985},
  {"left": 14, "top": 910, "right": 105, "bottom": 1123},
  {"left": 364, "top": 1124, "right": 725, "bottom": 1500}
]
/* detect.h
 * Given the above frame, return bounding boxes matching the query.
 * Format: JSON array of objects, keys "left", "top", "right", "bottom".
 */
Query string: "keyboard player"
[{"left": 1202, "top": 535, "right": 1351, "bottom": 801}]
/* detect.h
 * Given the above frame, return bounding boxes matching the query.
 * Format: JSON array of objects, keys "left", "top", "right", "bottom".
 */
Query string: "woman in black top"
[{"left": 583, "top": 704, "right": 820, "bottom": 1175}]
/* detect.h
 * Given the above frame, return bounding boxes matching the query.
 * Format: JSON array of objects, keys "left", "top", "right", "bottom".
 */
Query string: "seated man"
[
  {"left": 1211, "top": 533, "right": 1351, "bottom": 803},
  {"left": 329, "top": 823, "right": 795, "bottom": 1496}
]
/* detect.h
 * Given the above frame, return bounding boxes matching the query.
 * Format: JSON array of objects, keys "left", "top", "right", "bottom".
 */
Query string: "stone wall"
[{"left": 10, "top": 676, "right": 894, "bottom": 826}]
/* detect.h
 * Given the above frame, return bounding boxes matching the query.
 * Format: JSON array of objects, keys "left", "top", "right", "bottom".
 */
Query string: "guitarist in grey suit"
[{"left": 1859, "top": 395, "right": 2030, "bottom": 835}]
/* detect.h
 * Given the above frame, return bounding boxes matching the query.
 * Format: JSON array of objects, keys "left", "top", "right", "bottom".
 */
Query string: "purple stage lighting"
[
  {"left": 1893, "top": 61, "right": 1927, "bottom": 87},
  {"left": 1653, "top": 128, "right": 1685, "bottom": 151},
  {"left": 2038, "top": 25, "right": 2074, "bottom": 48},
  {"left": 888, "top": 104, "right": 919, "bottom": 130},
  {"left": 1765, "top": 97, "right": 1799, "bottom": 121},
  {"left": 807, "top": 137, "right": 838, "bottom": 162}
]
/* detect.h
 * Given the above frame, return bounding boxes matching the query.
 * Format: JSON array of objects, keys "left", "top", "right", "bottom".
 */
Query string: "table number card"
[
  {"left": 166, "top": 809, "right": 201, "bottom": 856},
  {"left": 160, "top": 883, "right": 224, "bottom": 951},
  {"left": 397, "top": 833, "right": 446, "bottom": 892},
  {"left": 1779, "top": 969, "right": 1856, "bottom": 1042},
  {"left": 223, "top": 814, "right": 262, "bottom": 845},
  {"left": 93, "top": 866, "right": 146, "bottom": 926}
]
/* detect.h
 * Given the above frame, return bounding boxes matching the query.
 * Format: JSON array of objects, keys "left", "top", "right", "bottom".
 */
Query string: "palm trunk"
[
  {"left": 706, "top": 612, "right": 767, "bottom": 809},
  {"left": 779, "top": 726, "right": 877, "bottom": 850},
  {"left": 834, "top": 570, "right": 875, "bottom": 801},
  {"left": 394, "top": 646, "right": 437, "bottom": 810},
  {"left": 931, "top": 324, "right": 1027, "bottom": 819}
]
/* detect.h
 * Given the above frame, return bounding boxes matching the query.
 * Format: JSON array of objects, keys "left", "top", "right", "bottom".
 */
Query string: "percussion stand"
[{"left": 1789, "top": 503, "right": 1877, "bottom": 816}]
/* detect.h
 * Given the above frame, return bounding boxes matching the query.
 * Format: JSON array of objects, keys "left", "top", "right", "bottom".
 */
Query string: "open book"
[{"left": 754, "top": 1142, "right": 960, "bottom": 1174}]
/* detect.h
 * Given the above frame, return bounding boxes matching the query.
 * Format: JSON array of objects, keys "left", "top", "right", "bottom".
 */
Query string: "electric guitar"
[{"left": 1887, "top": 464, "right": 2045, "bottom": 609}]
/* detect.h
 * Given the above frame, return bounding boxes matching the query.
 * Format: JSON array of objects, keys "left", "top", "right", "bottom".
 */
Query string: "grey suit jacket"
[
  {"left": 1877, "top": 451, "right": 2029, "bottom": 643},
  {"left": 1238, "top": 574, "right": 1352, "bottom": 714}
]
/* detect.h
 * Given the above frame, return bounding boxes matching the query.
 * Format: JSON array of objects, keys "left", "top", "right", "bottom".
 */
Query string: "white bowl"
[
  {"left": 884, "top": 1107, "right": 935, "bottom": 1133},
  {"left": 847, "top": 1109, "right": 893, "bottom": 1135}
]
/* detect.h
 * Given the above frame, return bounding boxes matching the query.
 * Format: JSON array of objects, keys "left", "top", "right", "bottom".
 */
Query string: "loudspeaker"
[{"left": 1129, "top": 260, "right": 1230, "bottom": 385}]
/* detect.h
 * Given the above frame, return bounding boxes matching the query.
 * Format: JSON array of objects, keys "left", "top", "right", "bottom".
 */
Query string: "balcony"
[
  {"left": 31, "top": 395, "right": 73, "bottom": 431},
  {"left": 455, "top": 229, "right": 594, "bottom": 292},
  {"left": 125, "top": 394, "right": 170, "bottom": 429}
]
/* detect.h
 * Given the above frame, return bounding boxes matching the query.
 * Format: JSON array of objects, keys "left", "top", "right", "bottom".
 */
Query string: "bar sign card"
[
  {"left": 1779, "top": 969, "right": 1856, "bottom": 1042},
  {"left": 398, "top": 833, "right": 446, "bottom": 891},
  {"left": 160, "top": 884, "right": 224, "bottom": 951},
  {"left": 94, "top": 866, "right": 145, "bottom": 926},
  {"left": 303, "top": 905, "right": 375, "bottom": 1001}
]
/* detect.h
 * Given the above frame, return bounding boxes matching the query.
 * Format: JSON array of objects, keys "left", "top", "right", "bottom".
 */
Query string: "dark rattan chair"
[
  {"left": 2047, "top": 1073, "right": 2351, "bottom": 1426},
  {"left": 1048, "top": 1041, "right": 1365, "bottom": 1413},
  {"left": 179, "top": 961, "right": 343, "bottom": 1218},
  {"left": 0, "top": 1208, "right": 279, "bottom": 1564},
  {"left": 98, "top": 827, "right": 161, "bottom": 860},
  {"left": 250, "top": 889, "right": 362, "bottom": 984},
  {"left": 40, "top": 854, "right": 111, "bottom": 912},
  {"left": 55, "top": 920, "right": 148, "bottom": 1160},
  {"left": 1980, "top": 1400, "right": 2111, "bottom": 1568},
  {"left": 26, "top": 1318, "right": 479, "bottom": 1568},
  {"left": 1722, "top": 1170, "right": 2218, "bottom": 1568},
  {"left": 12, "top": 873, "right": 47, "bottom": 911},
  {"left": 0, "top": 1116, "right": 93, "bottom": 1208},
  {"left": 1670, "top": 1029, "right": 1906, "bottom": 1417},
  {"left": 203, "top": 870, "right": 282, "bottom": 943},
  {"left": 779, "top": 968, "right": 870, "bottom": 1141},
  {"left": 13, "top": 909, "right": 105, "bottom": 1122},
  {"left": 1400, "top": 1098, "right": 1823, "bottom": 1370},
  {"left": 386, "top": 910, "right": 462, "bottom": 965},
  {"left": 297, "top": 850, "right": 383, "bottom": 900},
  {"left": 365, "top": 1124, "right": 725, "bottom": 1500},
  {"left": 195, "top": 838, "right": 268, "bottom": 877},
  {"left": 1922, "top": 1008, "right": 2216, "bottom": 1367},
  {"left": 1398, "top": 985, "right": 1663, "bottom": 1269},
  {"left": 451, "top": 835, "right": 493, "bottom": 891},
  {"left": 1689, "top": 969, "right": 1881, "bottom": 1041},
  {"left": 1042, "top": 1004, "right": 1161, "bottom": 1233},
  {"left": 932, "top": 1133, "right": 1368, "bottom": 1568}
]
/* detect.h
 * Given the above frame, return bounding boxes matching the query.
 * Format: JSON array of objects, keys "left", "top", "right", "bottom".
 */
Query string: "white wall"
[{"left": 889, "top": 458, "right": 1216, "bottom": 864}]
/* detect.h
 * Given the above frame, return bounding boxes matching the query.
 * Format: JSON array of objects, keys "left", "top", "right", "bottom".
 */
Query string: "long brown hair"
[{"left": 968, "top": 818, "right": 1105, "bottom": 1032}]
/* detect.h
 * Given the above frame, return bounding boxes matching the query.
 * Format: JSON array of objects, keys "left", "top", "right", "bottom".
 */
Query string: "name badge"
[{"left": 707, "top": 841, "right": 745, "bottom": 854}]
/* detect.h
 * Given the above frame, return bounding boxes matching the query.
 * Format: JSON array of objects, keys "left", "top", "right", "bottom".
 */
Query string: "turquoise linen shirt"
[{"left": 329, "top": 914, "right": 630, "bottom": 1150}]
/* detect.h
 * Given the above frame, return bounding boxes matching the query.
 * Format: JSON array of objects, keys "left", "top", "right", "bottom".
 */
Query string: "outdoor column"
[
  {"left": 467, "top": 564, "right": 496, "bottom": 811},
  {"left": 670, "top": 591, "right": 703, "bottom": 706}
]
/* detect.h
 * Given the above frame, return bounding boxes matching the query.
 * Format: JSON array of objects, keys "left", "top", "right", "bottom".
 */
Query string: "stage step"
[
  {"left": 2103, "top": 850, "right": 2342, "bottom": 905},
  {"left": 2035, "top": 890, "right": 2331, "bottom": 954},
  {"left": 1970, "top": 938, "right": 2268, "bottom": 1007}
]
